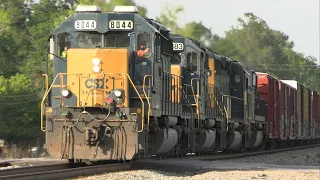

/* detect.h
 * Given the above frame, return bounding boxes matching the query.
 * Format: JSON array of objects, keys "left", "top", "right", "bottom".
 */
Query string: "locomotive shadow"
[{"left": 132, "top": 159, "right": 320, "bottom": 177}]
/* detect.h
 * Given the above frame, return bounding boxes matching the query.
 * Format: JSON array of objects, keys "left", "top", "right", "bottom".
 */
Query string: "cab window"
[
  {"left": 186, "top": 52, "right": 198, "bottom": 71},
  {"left": 171, "top": 52, "right": 181, "bottom": 65},
  {"left": 57, "top": 33, "right": 71, "bottom": 57},
  {"left": 186, "top": 52, "right": 192, "bottom": 71},
  {"left": 77, "top": 32, "right": 102, "bottom": 48},
  {"left": 105, "top": 32, "right": 130, "bottom": 47},
  {"left": 136, "top": 32, "right": 151, "bottom": 57},
  {"left": 192, "top": 52, "right": 197, "bottom": 70}
]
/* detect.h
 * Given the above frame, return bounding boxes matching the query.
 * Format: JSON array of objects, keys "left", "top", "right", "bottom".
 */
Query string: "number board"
[
  {"left": 109, "top": 20, "right": 133, "bottom": 30},
  {"left": 173, "top": 42, "right": 184, "bottom": 51},
  {"left": 75, "top": 20, "right": 97, "bottom": 30}
]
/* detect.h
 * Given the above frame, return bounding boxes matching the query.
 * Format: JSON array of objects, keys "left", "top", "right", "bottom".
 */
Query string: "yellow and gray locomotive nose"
[{"left": 67, "top": 48, "right": 129, "bottom": 107}]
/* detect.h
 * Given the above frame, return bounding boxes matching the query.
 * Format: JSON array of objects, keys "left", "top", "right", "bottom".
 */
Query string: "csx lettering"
[{"left": 85, "top": 78, "right": 107, "bottom": 89}]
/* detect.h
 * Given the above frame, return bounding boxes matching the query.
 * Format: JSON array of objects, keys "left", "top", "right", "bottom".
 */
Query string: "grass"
[{"left": 1, "top": 143, "right": 50, "bottom": 159}]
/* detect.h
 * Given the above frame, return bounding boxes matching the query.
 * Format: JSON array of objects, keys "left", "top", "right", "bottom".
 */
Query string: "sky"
[{"left": 134, "top": 0, "right": 320, "bottom": 64}]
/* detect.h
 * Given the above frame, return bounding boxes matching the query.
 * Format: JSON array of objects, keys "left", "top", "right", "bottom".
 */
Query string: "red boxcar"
[
  {"left": 278, "top": 81, "right": 285, "bottom": 139},
  {"left": 279, "top": 81, "right": 296, "bottom": 140},
  {"left": 257, "top": 73, "right": 279, "bottom": 139},
  {"left": 281, "top": 80, "right": 304, "bottom": 139},
  {"left": 287, "top": 84, "right": 296, "bottom": 140}
]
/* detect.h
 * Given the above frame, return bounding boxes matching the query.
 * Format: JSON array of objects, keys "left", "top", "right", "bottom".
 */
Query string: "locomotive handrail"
[
  {"left": 41, "top": 72, "right": 145, "bottom": 133},
  {"left": 190, "top": 78, "right": 199, "bottom": 104},
  {"left": 103, "top": 73, "right": 145, "bottom": 133},
  {"left": 40, "top": 73, "right": 82, "bottom": 132},
  {"left": 143, "top": 75, "right": 152, "bottom": 129},
  {"left": 40, "top": 73, "right": 49, "bottom": 132},
  {"left": 191, "top": 78, "right": 200, "bottom": 129},
  {"left": 222, "top": 95, "right": 244, "bottom": 130},
  {"left": 207, "top": 84, "right": 216, "bottom": 108},
  {"left": 171, "top": 74, "right": 182, "bottom": 105}
]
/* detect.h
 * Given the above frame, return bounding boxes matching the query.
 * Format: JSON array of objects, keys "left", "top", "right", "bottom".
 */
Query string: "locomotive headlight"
[
  {"left": 114, "top": 90, "right": 122, "bottom": 97},
  {"left": 61, "top": 88, "right": 71, "bottom": 98},
  {"left": 92, "top": 58, "right": 101, "bottom": 65},
  {"left": 93, "top": 65, "right": 101, "bottom": 73}
]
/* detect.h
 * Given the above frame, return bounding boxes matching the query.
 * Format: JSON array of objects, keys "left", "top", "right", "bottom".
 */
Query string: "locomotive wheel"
[{"left": 68, "top": 159, "right": 83, "bottom": 163}]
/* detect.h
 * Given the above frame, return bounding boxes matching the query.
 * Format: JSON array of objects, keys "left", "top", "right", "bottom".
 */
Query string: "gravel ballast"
[
  {"left": 74, "top": 146, "right": 320, "bottom": 180},
  {"left": 215, "top": 147, "right": 320, "bottom": 166},
  {"left": 76, "top": 169, "right": 319, "bottom": 180}
]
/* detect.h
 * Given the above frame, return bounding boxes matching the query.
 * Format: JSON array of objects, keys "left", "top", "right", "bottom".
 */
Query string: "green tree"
[
  {"left": 212, "top": 12, "right": 320, "bottom": 91},
  {"left": 0, "top": 0, "right": 31, "bottom": 77},
  {"left": 0, "top": 9, "right": 11, "bottom": 36},
  {"left": 23, "top": 0, "right": 73, "bottom": 79},
  {"left": 0, "top": 74, "right": 41, "bottom": 141},
  {"left": 156, "top": 5, "right": 214, "bottom": 46}
]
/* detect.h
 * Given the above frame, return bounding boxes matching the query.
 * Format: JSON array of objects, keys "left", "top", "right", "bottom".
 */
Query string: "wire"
[{"left": 0, "top": 93, "right": 40, "bottom": 98}]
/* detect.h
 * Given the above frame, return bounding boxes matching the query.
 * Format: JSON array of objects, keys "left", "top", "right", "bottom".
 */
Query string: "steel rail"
[
  {"left": 0, "top": 163, "right": 74, "bottom": 177},
  {"left": 0, "top": 162, "right": 133, "bottom": 180},
  {"left": 189, "top": 143, "right": 320, "bottom": 161}
]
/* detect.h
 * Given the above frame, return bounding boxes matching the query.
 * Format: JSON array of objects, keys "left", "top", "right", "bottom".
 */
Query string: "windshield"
[
  {"left": 105, "top": 32, "right": 130, "bottom": 47},
  {"left": 171, "top": 52, "right": 181, "bottom": 65},
  {"left": 76, "top": 32, "right": 131, "bottom": 48},
  {"left": 77, "top": 32, "right": 102, "bottom": 48}
]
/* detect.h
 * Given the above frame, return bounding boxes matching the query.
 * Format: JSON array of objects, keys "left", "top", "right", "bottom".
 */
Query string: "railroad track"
[
  {"left": 0, "top": 143, "right": 318, "bottom": 180},
  {"left": 188, "top": 143, "right": 320, "bottom": 161},
  {"left": 0, "top": 162, "right": 133, "bottom": 180}
]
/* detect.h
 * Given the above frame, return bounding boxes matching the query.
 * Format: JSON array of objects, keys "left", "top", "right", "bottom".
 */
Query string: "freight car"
[{"left": 41, "top": 5, "right": 319, "bottom": 162}]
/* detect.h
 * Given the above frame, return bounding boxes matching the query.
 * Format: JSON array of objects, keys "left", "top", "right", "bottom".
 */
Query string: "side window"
[
  {"left": 234, "top": 74, "right": 241, "bottom": 83},
  {"left": 186, "top": 52, "right": 192, "bottom": 71},
  {"left": 203, "top": 52, "right": 208, "bottom": 69},
  {"left": 49, "top": 35, "right": 54, "bottom": 60},
  {"left": 252, "top": 73, "right": 257, "bottom": 86},
  {"left": 246, "top": 77, "right": 249, "bottom": 89},
  {"left": 137, "top": 32, "right": 151, "bottom": 57},
  {"left": 57, "top": 33, "right": 71, "bottom": 58},
  {"left": 192, "top": 52, "right": 198, "bottom": 71},
  {"left": 180, "top": 53, "right": 186, "bottom": 67}
]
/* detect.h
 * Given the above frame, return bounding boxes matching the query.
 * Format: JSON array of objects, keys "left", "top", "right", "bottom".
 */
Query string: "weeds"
[{"left": 1, "top": 142, "right": 49, "bottom": 158}]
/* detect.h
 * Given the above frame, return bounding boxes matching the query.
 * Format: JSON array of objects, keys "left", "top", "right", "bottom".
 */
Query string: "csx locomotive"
[{"left": 41, "top": 5, "right": 319, "bottom": 162}]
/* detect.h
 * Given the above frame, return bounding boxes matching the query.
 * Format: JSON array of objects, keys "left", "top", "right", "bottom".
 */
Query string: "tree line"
[{"left": 0, "top": 0, "right": 319, "bottom": 142}]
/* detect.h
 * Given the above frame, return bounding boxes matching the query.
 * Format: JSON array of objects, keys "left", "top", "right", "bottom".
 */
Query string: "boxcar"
[
  {"left": 281, "top": 80, "right": 305, "bottom": 141},
  {"left": 257, "top": 73, "right": 279, "bottom": 141},
  {"left": 312, "top": 92, "right": 320, "bottom": 140},
  {"left": 303, "top": 86, "right": 312, "bottom": 138},
  {"left": 286, "top": 83, "right": 296, "bottom": 140},
  {"left": 279, "top": 81, "right": 297, "bottom": 145}
]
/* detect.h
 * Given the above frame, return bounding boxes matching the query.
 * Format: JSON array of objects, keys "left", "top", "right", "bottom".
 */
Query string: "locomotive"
[{"left": 41, "top": 5, "right": 319, "bottom": 162}]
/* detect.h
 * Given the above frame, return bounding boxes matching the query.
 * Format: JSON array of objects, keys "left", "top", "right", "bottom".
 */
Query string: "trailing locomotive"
[{"left": 41, "top": 5, "right": 319, "bottom": 162}]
